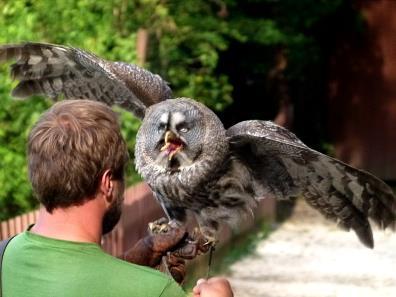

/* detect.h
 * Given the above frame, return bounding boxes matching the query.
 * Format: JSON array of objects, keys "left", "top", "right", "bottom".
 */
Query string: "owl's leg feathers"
[
  {"left": 191, "top": 226, "right": 217, "bottom": 278},
  {"left": 194, "top": 215, "right": 220, "bottom": 250}
]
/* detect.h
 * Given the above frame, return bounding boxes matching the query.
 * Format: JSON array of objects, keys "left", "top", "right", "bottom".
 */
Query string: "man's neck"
[{"left": 31, "top": 198, "right": 105, "bottom": 244}]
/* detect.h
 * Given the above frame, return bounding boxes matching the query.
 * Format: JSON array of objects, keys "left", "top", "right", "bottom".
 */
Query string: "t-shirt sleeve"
[{"left": 159, "top": 279, "right": 186, "bottom": 297}]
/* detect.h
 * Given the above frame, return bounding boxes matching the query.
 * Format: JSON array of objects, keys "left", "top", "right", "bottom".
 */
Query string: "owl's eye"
[
  {"left": 176, "top": 122, "right": 190, "bottom": 133},
  {"left": 158, "top": 123, "right": 166, "bottom": 132}
]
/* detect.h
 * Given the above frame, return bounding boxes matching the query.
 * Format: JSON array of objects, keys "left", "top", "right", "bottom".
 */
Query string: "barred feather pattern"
[
  {"left": 137, "top": 150, "right": 258, "bottom": 233},
  {"left": 0, "top": 42, "right": 172, "bottom": 119},
  {"left": 227, "top": 120, "right": 396, "bottom": 248}
]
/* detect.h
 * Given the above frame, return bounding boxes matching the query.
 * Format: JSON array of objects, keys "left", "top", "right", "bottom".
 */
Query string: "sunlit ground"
[{"left": 226, "top": 200, "right": 396, "bottom": 297}]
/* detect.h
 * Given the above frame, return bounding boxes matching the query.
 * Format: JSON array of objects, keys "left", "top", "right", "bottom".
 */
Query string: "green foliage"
[
  {"left": 0, "top": 64, "right": 52, "bottom": 220},
  {"left": 0, "top": 0, "right": 352, "bottom": 219},
  {"left": 0, "top": 0, "right": 237, "bottom": 219}
]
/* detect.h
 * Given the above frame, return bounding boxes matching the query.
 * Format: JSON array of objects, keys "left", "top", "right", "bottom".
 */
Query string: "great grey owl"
[{"left": 1, "top": 42, "right": 395, "bottom": 249}]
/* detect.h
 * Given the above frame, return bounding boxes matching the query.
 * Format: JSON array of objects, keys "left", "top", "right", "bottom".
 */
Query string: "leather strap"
[{"left": 0, "top": 236, "right": 15, "bottom": 297}]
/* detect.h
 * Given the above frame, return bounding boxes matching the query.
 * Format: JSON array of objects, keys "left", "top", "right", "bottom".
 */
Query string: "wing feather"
[
  {"left": 0, "top": 42, "right": 172, "bottom": 119},
  {"left": 227, "top": 120, "right": 396, "bottom": 248}
]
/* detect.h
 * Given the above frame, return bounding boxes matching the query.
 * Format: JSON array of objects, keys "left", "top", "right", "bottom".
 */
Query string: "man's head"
[{"left": 28, "top": 100, "right": 129, "bottom": 223}]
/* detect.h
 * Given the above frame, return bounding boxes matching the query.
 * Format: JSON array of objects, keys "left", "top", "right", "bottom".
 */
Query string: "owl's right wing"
[
  {"left": 0, "top": 42, "right": 172, "bottom": 119},
  {"left": 227, "top": 120, "right": 396, "bottom": 248}
]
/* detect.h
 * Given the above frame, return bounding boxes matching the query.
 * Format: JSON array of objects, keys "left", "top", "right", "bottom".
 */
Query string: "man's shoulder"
[{"left": 3, "top": 232, "right": 186, "bottom": 297}]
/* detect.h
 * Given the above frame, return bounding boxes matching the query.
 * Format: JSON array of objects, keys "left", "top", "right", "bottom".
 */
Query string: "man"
[{"left": 2, "top": 100, "right": 233, "bottom": 297}]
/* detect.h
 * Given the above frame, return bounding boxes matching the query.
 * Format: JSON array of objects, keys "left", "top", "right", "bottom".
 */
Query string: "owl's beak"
[{"left": 160, "top": 130, "right": 183, "bottom": 160}]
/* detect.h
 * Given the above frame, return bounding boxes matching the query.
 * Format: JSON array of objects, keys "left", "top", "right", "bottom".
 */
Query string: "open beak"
[{"left": 160, "top": 130, "right": 184, "bottom": 160}]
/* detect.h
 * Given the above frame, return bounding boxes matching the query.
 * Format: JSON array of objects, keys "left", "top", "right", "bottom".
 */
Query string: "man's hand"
[{"left": 193, "top": 277, "right": 234, "bottom": 297}]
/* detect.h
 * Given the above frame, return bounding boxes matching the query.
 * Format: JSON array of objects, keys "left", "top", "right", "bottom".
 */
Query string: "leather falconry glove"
[
  {"left": 124, "top": 226, "right": 189, "bottom": 283},
  {"left": 123, "top": 225, "right": 211, "bottom": 284},
  {"left": 123, "top": 226, "right": 186, "bottom": 267}
]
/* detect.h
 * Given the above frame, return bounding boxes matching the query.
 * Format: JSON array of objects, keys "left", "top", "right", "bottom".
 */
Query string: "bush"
[{"left": 0, "top": 0, "right": 355, "bottom": 220}]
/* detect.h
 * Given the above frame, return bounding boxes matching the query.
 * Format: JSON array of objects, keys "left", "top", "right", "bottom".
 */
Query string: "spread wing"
[
  {"left": 227, "top": 120, "right": 396, "bottom": 248},
  {"left": 0, "top": 42, "right": 172, "bottom": 119}
]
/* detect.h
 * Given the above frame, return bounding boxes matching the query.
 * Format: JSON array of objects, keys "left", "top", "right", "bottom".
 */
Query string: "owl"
[{"left": 1, "top": 42, "right": 395, "bottom": 249}]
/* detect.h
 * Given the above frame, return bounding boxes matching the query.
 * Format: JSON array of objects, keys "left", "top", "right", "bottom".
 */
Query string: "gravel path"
[{"left": 226, "top": 200, "right": 396, "bottom": 297}]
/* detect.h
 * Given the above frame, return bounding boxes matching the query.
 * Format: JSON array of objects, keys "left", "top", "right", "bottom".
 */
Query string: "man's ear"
[{"left": 100, "top": 169, "right": 114, "bottom": 204}]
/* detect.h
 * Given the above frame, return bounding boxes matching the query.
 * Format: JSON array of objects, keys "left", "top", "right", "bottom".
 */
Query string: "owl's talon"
[
  {"left": 148, "top": 218, "right": 184, "bottom": 235},
  {"left": 196, "top": 227, "right": 218, "bottom": 247},
  {"left": 148, "top": 217, "right": 171, "bottom": 234},
  {"left": 203, "top": 237, "right": 217, "bottom": 247},
  {"left": 183, "top": 226, "right": 219, "bottom": 253},
  {"left": 159, "top": 224, "right": 169, "bottom": 233}
]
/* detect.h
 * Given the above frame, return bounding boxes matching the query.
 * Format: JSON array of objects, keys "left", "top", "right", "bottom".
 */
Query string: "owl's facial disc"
[
  {"left": 160, "top": 130, "right": 184, "bottom": 160},
  {"left": 147, "top": 106, "right": 203, "bottom": 172}
]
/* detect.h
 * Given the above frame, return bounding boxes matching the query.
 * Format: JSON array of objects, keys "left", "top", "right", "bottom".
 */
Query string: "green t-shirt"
[{"left": 2, "top": 231, "right": 186, "bottom": 297}]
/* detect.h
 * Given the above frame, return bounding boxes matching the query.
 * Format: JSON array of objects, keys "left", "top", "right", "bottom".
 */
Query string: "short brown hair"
[{"left": 28, "top": 100, "right": 129, "bottom": 212}]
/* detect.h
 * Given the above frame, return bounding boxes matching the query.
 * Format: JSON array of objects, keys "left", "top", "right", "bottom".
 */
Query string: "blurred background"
[
  {"left": 2, "top": 1, "right": 396, "bottom": 295},
  {"left": 0, "top": 0, "right": 395, "bottom": 225}
]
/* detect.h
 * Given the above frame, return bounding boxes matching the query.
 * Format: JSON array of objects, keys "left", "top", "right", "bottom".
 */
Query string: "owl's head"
[{"left": 135, "top": 98, "right": 227, "bottom": 174}]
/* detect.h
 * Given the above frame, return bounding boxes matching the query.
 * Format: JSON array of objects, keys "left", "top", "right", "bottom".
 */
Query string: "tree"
[
  {"left": 0, "top": 0, "right": 360, "bottom": 220},
  {"left": 0, "top": 0, "right": 237, "bottom": 220}
]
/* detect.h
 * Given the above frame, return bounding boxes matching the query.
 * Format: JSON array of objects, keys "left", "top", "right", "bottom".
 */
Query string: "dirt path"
[{"left": 226, "top": 200, "right": 396, "bottom": 297}]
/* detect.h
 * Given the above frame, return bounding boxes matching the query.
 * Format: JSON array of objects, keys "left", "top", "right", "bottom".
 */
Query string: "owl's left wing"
[
  {"left": 227, "top": 120, "right": 396, "bottom": 248},
  {"left": 0, "top": 42, "right": 172, "bottom": 119}
]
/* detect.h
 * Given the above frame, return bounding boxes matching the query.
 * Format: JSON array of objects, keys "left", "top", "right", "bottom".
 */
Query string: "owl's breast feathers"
[{"left": 142, "top": 151, "right": 258, "bottom": 228}]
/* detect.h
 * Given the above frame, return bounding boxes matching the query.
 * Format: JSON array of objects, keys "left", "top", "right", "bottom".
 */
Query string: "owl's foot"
[
  {"left": 172, "top": 228, "right": 214, "bottom": 258},
  {"left": 147, "top": 219, "right": 217, "bottom": 259},
  {"left": 203, "top": 235, "right": 218, "bottom": 248},
  {"left": 148, "top": 218, "right": 182, "bottom": 235},
  {"left": 147, "top": 219, "right": 204, "bottom": 260},
  {"left": 148, "top": 217, "right": 168, "bottom": 234},
  {"left": 192, "top": 227, "right": 218, "bottom": 254}
]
